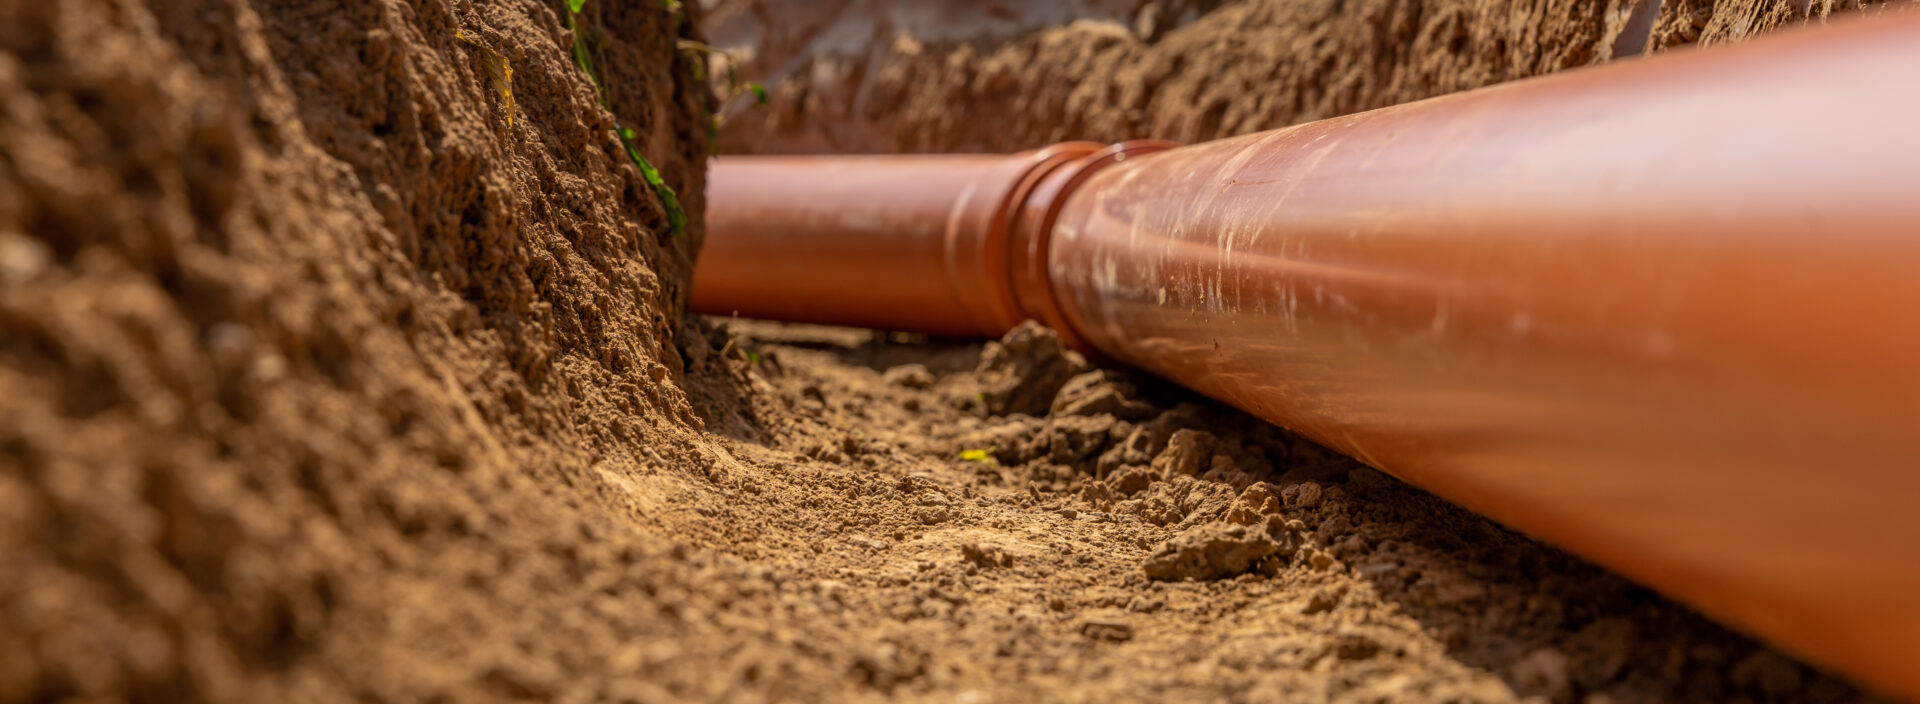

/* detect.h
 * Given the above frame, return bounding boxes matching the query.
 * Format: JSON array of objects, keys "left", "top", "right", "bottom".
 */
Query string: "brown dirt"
[
  {"left": 0, "top": 0, "right": 1907, "bottom": 702},
  {"left": 2, "top": 0, "right": 720, "bottom": 699},
  {"left": 710, "top": 0, "right": 1904, "bottom": 154},
  {"left": 680, "top": 318, "right": 1883, "bottom": 702}
]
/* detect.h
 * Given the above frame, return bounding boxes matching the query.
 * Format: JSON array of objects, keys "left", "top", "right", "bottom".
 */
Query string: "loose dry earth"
[
  {"left": 710, "top": 0, "right": 1904, "bottom": 154},
  {"left": 0, "top": 0, "right": 1905, "bottom": 702}
]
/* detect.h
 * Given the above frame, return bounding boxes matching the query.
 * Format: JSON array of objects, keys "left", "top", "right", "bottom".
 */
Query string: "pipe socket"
[{"left": 696, "top": 141, "right": 1163, "bottom": 338}]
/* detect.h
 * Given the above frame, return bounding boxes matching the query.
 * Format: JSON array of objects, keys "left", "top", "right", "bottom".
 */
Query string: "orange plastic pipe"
[
  {"left": 695, "top": 144, "right": 1102, "bottom": 336},
  {"left": 693, "top": 10, "right": 1920, "bottom": 697}
]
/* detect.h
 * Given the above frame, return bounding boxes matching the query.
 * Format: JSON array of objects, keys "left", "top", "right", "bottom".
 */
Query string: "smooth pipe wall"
[
  {"left": 694, "top": 155, "right": 1008, "bottom": 336},
  {"left": 696, "top": 10, "right": 1920, "bottom": 697},
  {"left": 1048, "top": 11, "right": 1920, "bottom": 697},
  {"left": 694, "top": 145, "right": 1100, "bottom": 336}
]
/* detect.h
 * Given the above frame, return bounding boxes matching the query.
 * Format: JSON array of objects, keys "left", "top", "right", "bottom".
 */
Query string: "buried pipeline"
[{"left": 692, "top": 9, "right": 1920, "bottom": 699}]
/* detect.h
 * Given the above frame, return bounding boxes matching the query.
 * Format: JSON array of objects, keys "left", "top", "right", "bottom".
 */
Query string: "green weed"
[
  {"left": 662, "top": 0, "right": 685, "bottom": 36},
  {"left": 958, "top": 449, "right": 997, "bottom": 465},
  {"left": 565, "top": 0, "right": 687, "bottom": 238},
  {"left": 676, "top": 39, "right": 768, "bottom": 154}
]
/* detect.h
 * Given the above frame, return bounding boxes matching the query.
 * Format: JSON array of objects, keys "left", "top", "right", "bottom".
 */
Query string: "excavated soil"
[
  {"left": 3, "top": 0, "right": 719, "bottom": 700},
  {"left": 0, "top": 0, "right": 1906, "bottom": 702},
  {"left": 710, "top": 0, "right": 1903, "bottom": 153}
]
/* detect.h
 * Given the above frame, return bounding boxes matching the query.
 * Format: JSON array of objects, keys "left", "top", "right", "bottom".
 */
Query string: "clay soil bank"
[{"left": 0, "top": 0, "right": 1907, "bottom": 702}]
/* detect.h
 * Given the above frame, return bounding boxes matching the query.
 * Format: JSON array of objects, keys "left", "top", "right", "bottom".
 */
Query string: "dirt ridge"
[{"left": 712, "top": 0, "right": 1896, "bottom": 154}]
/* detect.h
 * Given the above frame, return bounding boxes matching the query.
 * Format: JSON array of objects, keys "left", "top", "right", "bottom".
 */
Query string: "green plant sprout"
[
  {"left": 662, "top": 0, "right": 684, "bottom": 34},
  {"left": 676, "top": 39, "right": 769, "bottom": 154},
  {"left": 958, "top": 449, "right": 997, "bottom": 465},
  {"left": 565, "top": 0, "right": 687, "bottom": 238},
  {"left": 617, "top": 127, "right": 688, "bottom": 238},
  {"left": 564, "top": 0, "right": 598, "bottom": 93}
]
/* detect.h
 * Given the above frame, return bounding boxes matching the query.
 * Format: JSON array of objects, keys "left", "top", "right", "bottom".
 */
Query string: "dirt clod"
[
  {"left": 1152, "top": 428, "right": 1215, "bottom": 479},
  {"left": 1283, "top": 480, "right": 1326, "bottom": 508},
  {"left": 1052, "top": 369, "right": 1158, "bottom": 419},
  {"left": 975, "top": 320, "right": 1089, "bottom": 417},
  {"left": 1224, "top": 482, "right": 1284, "bottom": 526},
  {"left": 1107, "top": 465, "right": 1158, "bottom": 496},
  {"left": 1142, "top": 521, "right": 1291, "bottom": 581}
]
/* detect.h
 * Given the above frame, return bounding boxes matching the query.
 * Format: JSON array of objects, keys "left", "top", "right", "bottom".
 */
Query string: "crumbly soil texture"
[
  {"left": 0, "top": 0, "right": 1903, "bottom": 702},
  {"left": 710, "top": 0, "right": 1902, "bottom": 153}
]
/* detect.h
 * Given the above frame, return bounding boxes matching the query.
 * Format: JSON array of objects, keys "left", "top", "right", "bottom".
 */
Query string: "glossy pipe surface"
[
  {"left": 694, "top": 145, "right": 1098, "bottom": 336},
  {"left": 1048, "top": 10, "right": 1920, "bottom": 697},
  {"left": 695, "top": 10, "right": 1920, "bottom": 697}
]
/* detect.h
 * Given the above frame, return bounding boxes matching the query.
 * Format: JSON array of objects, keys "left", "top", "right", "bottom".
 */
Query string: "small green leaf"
[
  {"left": 745, "top": 351, "right": 761, "bottom": 364},
  {"left": 958, "top": 449, "right": 996, "bottom": 464},
  {"left": 566, "top": 10, "right": 600, "bottom": 94},
  {"left": 615, "top": 128, "right": 686, "bottom": 238},
  {"left": 562, "top": 4, "right": 681, "bottom": 239},
  {"left": 749, "top": 82, "right": 768, "bottom": 105},
  {"left": 663, "top": 0, "right": 684, "bottom": 34}
]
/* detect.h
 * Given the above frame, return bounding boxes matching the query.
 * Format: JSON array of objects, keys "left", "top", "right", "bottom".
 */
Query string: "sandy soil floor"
[
  {"left": 0, "top": 0, "right": 1906, "bottom": 702},
  {"left": 658, "top": 317, "right": 1883, "bottom": 702}
]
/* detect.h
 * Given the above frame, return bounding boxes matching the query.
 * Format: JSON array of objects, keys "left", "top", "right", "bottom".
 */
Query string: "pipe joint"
[
  {"left": 1005, "top": 140, "right": 1176, "bottom": 355},
  {"left": 938, "top": 141, "right": 1101, "bottom": 336},
  {"left": 693, "top": 140, "right": 1175, "bottom": 339}
]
